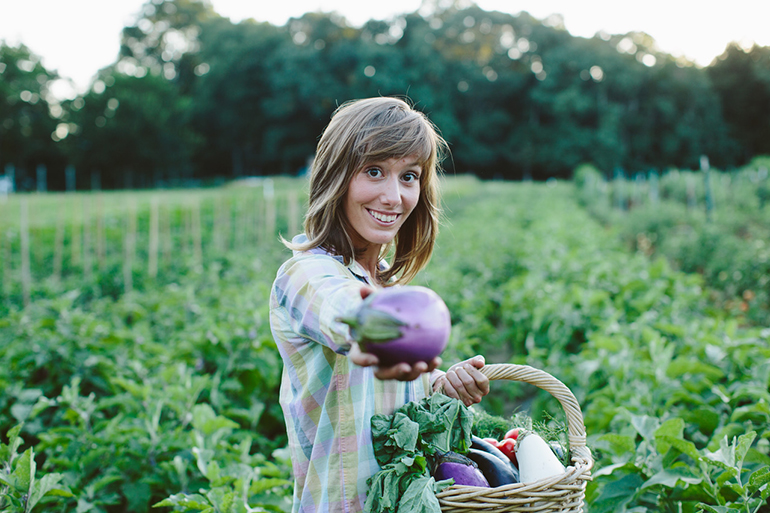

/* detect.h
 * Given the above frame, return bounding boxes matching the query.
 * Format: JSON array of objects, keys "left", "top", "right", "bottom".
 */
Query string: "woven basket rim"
[{"left": 436, "top": 363, "right": 593, "bottom": 512}]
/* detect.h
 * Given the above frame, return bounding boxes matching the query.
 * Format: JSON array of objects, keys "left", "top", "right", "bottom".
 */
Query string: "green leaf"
[
  {"left": 12, "top": 447, "right": 34, "bottom": 494},
  {"left": 747, "top": 466, "right": 770, "bottom": 495},
  {"left": 0, "top": 423, "right": 24, "bottom": 464},
  {"left": 696, "top": 503, "right": 741, "bottom": 513},
  {"left": 641, "top": 468, "right": 702, "bottom": 489},
  {"left": 631, "top": 415, "right": 659, "bottom": 442},
  {"left": 397, "top": 476, "right": 442, "bottom": 513},
  {"left": 154, "top": 493, "right": 212, "bottom": 510},
  {"left": 654, "top": 417, "right": 685, "bottom": 454},
  {"left": 27, "top": 473, "right": 73, "bottom": 511},
  {"left": 590, "top": 473, "right": 645, "bottom": 513},
  {"left": 733, "top": 431, "right": 756, "bottom": 470},
  {"left": 191, "top": 404, "right": 239, "bottom": 437}
]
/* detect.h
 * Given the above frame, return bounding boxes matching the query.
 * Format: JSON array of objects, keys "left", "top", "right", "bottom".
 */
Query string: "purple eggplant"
[
  {"left": 339, "top": 285, "right": 451, "bottom": 366},
  {"left": 433, "top": 452, "right": 490, "bottom": 487}
]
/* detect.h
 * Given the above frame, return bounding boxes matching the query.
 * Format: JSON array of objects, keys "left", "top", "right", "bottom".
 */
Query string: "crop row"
[{"left": 2, "top": 177, "right": 768, "bottom": 512}]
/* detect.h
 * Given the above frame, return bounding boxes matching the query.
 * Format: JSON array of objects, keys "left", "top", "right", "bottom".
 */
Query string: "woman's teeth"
[{"left": 369, "top": 210, "right": 398, "bottom": 223}]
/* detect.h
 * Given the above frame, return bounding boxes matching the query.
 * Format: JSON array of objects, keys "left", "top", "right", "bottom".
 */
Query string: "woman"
[{"left": 269, "top": 97, "right": 489, "bottom": 513}]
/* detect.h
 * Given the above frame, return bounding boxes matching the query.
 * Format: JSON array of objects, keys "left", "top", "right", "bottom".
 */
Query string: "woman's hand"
[
  {"left": 348, "top": 285, "right": 442, "bottom": 380},
  {"left": 349, "top": 343, "right": 442, "bottom": 381},
  {"left": 433, "top": 355, "right": 489, "bottom": 406}
]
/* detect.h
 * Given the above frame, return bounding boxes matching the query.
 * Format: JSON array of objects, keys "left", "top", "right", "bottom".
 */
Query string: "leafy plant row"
[
  {"left": 3, "top": 176, "right": 768, "bottom": 512},
  {"left": 574, "top": 156, "right": 770, "bottom": 326},
  {"left": 1, "top": 245, "right": 294, "bottom": 512},
  {"left": 0, "top": 180, "right": 302, "bottom": 314},
  {"left": 417, "top": 179, "right": 770, "bottom": 512}
]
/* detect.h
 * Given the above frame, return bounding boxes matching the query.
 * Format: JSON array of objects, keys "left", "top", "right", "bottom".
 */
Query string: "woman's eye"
[
  {"left": 402, "top": 172, "right": 419, "bottom": 183},
  {"left": 366, "top": 168, "right": 382, "bottom": 178}
]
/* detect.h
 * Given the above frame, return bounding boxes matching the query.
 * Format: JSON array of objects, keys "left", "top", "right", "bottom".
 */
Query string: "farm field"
[{"left": 1, "top": 176, "right": 769, "bottom": 512}]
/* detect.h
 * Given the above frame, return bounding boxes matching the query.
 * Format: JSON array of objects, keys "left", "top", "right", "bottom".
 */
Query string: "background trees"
[{"left": 1, "top": 0, "right": 768, "bottom": 189}]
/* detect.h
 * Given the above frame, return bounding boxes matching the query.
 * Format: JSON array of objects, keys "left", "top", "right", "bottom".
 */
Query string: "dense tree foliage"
[{"left": 1, "top": 0, "right": 769, "bottom": 189}]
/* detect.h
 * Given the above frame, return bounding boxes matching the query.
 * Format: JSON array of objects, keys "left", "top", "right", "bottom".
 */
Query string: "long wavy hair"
[{"left": 286, "top": 97, "right": 448, "bottom": 285}]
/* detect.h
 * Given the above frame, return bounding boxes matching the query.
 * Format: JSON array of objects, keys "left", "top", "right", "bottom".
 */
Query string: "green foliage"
[
  {"left": 2, "top": 177, "right": 769, "bottom": 513},
  {"left": 575, "top": 159, "right": 770, "bottom": 326},
  {"left": 1, "top": 423, "right": 74, "bottom": 512}
]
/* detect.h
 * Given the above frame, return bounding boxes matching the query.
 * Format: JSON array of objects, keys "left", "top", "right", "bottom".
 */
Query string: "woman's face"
[{"left": 343, "top": 155, "right": 422, "bottom": 249}]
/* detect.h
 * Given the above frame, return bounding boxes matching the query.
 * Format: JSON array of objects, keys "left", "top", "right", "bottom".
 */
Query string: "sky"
[{"left": 1, "top": 0, "right": 768, "bottom": 100}]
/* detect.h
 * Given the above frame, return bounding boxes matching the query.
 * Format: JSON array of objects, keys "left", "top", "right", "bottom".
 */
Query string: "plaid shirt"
[{"left": 270, "top": 236, "right": 438, "bottom": 513}]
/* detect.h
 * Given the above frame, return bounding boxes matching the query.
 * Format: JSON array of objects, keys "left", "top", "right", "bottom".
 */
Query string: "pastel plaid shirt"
[{"left": 270, "top": 236, "right": 438, "bottom": 512}]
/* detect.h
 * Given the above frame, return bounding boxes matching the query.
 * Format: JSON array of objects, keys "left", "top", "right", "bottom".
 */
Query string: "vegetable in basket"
[
  {"left": 515, "top": 431, "right": 566, "bottom": 483},
  {"left": 366, "top": 394, "right": 475, "bottom": 513},
  {"left": 338, "top": 285, "right": 451, "bottom": 366},
  {"left": 433, "top": 452, "right": 490, "bottom": 487}
]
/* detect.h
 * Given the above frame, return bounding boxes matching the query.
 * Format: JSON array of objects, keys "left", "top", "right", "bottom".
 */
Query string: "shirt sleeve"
[{"left": 271, "top": 253, "right": 367, "bottom": 355}]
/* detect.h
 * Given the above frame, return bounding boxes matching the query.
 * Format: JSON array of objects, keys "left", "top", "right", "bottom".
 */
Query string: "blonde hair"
[{"left": 287, "top": 97, "right": 448, "bottom": 285}]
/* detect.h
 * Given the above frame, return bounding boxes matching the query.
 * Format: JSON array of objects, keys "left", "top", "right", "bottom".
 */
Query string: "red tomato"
[
  {"left": 482, "top": 437, "right": 499, "bottom": 446},
  {"left": 496, "top": 437, "right": 518, "bottom": 467},
  {"left": 504, "top": 428, "right": 520, "bottom": 441}
]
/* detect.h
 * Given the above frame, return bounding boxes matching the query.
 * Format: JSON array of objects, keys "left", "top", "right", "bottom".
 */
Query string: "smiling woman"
[{"left": 268, "top": 97, "right": 490, "bottom": 513}]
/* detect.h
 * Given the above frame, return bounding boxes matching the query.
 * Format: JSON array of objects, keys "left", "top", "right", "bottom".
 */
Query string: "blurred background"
[{"left": 1, "top": 0, "right": 769, "bottom": 190}]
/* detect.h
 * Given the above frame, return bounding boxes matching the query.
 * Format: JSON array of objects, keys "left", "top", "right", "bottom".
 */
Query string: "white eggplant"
[{"left": 515, "top": 431, "right": 566, "bottom": 483}]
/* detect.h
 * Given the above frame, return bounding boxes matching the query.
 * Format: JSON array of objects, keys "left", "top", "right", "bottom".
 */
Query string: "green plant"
[{"left": 0, "top": 423, "right": 74, "bottom": 512}]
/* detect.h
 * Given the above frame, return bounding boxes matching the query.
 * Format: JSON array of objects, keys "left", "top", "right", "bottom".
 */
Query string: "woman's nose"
[{"left": 380, "top": 176, "right": 402, "bottom": 206}]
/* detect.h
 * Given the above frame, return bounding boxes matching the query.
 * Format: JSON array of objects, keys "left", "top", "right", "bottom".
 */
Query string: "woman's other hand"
[{"left": 434, "top": 355, "right": 489, "bottom": 406}]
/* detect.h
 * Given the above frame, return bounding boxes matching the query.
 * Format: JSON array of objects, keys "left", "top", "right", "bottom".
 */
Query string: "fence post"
[
  {"left": 35, "top": 165, "right": 47, "bottom": 193},
  {"left": 53, "top": 197, "right": 65, "bottom": 282},
  {"left": 701, "top": 155, "right": 714, "bottom": 222},
  {"left": 82, "top": 195, "right": 92, "bottom": 281},
  {"left": 65, "top": 165, "right": 77, "bottom": 192},
  {"left": 123, "top": 199, "right": 137, "bottom": 294},
  {"left": 192, "top": 198, "right": 203, "bottom": 266},
  {"left": 71, "top": 196, "right": 81, "bottom": 266},
  {"left": 148, "top": 196, "right": 159, "bottom": 278},
  {"left": 20, "top": 197, "right": 31, "bottom": 307},
  {"left": 96, "top": 194, "right": 106, "bottom": 270},
  {"left": 264, "top": 178, "right": 276, "bottom": 242},
  {"left": 288, "top": 190, "right": 299, "bottom": 238}
]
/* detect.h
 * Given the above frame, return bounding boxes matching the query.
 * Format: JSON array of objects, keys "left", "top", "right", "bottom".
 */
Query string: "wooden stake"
[
  {"left": 71, "top": 195, "right": 81, "bottom": 266},
  {"left": 53, "top": 197, "right": 65, "bottom": 281},
  {"left": 20, "top": 197, "right": 31, "bottom": 307},
  {"left": 1, "top": 229, "right": 9, "bottom": 299},
  {"left": 161, "top": 201, "right": 172, "bottom": 264},
  {"left": 123, "top": 199, "right": 137, "bottom": 294},
  {"left": 288, "top": 190, "right": 299, "bottom": 238},
  {"left": 148, "top": 197, "right": 159, "bottom": 278},
  {"left": 192, "top": 198, "right": 203, "bottom": 265},
  {"left": 82, "top": 195, "right": 92, "bottom": 281},
  {"left": 96, "top": 194, "right": 105, "bottom": 270}
]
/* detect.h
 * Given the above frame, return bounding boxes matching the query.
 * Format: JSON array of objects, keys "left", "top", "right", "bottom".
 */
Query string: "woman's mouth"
[{"left": 367, "top": 209, "right": 400, "bottom": 224}]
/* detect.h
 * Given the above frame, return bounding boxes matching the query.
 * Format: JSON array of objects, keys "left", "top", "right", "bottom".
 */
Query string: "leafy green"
[{"left": 366, "top": 394, "right": 473, "bottom": 513}]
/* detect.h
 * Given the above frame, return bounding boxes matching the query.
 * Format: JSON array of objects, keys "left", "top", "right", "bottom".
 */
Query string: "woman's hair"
[{"left": 286, "top": 97, "right": 448, "bottom": 285}]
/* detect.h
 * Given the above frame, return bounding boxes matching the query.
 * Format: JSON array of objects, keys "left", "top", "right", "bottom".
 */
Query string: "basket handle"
[{"left": 478, "top": 363, "right": 587, "bottom": 450}]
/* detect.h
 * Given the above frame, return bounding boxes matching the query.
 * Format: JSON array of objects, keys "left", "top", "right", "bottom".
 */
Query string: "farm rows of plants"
[
  {"left": 2, "top": 176, "right": 769, "bottom": 512},
  {"left": 574, "top": 156, "right": 770, "bottom": 327}
]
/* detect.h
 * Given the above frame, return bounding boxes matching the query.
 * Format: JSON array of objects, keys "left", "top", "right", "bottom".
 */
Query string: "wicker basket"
[{"left": 436, "top": 364, "right": 593, "bottom": 513}]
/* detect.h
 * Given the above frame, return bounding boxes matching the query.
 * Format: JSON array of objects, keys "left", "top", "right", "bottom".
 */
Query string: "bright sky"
[{"left": 1, "top": 0, "right": 768, "bottom": 100}]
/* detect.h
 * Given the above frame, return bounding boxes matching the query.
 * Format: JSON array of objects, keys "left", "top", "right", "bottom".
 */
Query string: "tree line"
[{"left": 1, "top": 0, "right": 769, "bottom": 190}]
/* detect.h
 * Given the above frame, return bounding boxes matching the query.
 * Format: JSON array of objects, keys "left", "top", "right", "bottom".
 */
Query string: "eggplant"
[
  {"left": 471, "top": 435, "right": 520, "bottom": 482},
  {"left": 433, "top": 452, "right": 490, "bottom": 487},
  {"left": 338, "top": 286, "right": 451, "bottom": 366},
  {"left": 467, "top": 448, "right": 519, "bottom": 487}
]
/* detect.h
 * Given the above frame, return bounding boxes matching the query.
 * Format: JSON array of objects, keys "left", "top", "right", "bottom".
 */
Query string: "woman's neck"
[{"left": 355, "top": 245, "right": 382, "bottom": 285}]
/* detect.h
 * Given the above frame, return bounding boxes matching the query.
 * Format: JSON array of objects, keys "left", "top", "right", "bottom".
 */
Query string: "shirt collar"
[{"left": 292, "top": 233, "right": 385, "bottom": 286}]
